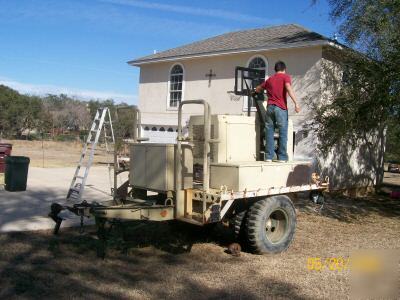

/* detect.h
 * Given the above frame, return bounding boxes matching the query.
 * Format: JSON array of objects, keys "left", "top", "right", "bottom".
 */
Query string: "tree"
[
  {"left": 43, "top": 94, "right": 91, "bottom": 133},
  {"left": 0, "top": 85, "right": 51, "bottom": 137},
  {"left": 0, "top": 86, "right": 96, "bottom": 138},
  {"left": 310, "top": 0, "right": 400, "bottom": 161}
]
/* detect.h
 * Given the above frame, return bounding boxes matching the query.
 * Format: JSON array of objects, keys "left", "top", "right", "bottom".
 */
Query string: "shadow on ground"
[
  {"left": 0, "top": 224, "right": 305, "bottom": 299},
  {"left": 1, "top": 190, "right": 400, "bottom": 298},
  {"left": 293, "top": 191, "right": 400, "bottom": 223}
]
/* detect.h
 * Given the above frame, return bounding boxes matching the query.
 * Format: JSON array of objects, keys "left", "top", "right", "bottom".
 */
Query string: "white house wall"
[
  {"left": 134, "top": 45, "right": 382, "bottom": 189},
  {"left": 138, "top": 46, "right": 323, "bottom": 129}
]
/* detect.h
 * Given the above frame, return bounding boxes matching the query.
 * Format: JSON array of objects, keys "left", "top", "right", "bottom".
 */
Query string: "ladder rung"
[{"left": 74, "top": 176, "right": 84, "bottom": 180}]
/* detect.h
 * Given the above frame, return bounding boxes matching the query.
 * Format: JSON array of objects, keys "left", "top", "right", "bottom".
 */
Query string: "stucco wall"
[
  {"left": 133, "top": 45, "right": 383, "bottom": 189},
  {"left": 137, "top": 46, "right": 322, "bottom": 129}
]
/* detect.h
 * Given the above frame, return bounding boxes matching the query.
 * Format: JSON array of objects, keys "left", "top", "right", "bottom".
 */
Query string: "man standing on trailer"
[{"left": 255, "top": 61, "right": 300, "bottom": 162}]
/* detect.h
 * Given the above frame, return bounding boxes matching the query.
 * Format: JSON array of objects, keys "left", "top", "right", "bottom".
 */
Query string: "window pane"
[
  {"left": 248, "top": 57, "right": 266, "bottom": 108},
  {"left": 249, "top": 57, "right": 266, "bottom": 69},
  {"left": 171, "top": 65, "right": 183, "bottom": 75},
  {"left": 169, "top": 65, "right": 183, "bottom": 107}
]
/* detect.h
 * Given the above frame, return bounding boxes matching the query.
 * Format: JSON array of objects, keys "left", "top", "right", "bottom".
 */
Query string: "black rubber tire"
[
  {"left": 246, "top": 195, "right": 296, "bottom": 254},
  {"left": 233, "top": 209, "right": 247, "bottom": 239}
]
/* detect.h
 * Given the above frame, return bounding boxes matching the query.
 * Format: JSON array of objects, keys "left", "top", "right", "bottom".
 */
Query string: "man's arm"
[
  {"left": 285, "top": 82, "right": 300, "bottom": 113},
  {"left": 255, "top": 84, "right": 264, "bottom": 94}
]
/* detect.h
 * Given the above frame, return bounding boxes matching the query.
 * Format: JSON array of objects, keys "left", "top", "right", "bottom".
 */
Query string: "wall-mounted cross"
[{"left": 205, "top": 69, "right": 216, "bottom": 87}]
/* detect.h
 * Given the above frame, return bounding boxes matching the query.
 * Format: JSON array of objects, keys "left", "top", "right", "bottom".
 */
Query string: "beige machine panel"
[
  {"left": 130, "top": 143, "right": 193, "bottom": 192},
  {"left": 189, "top": 115, "right": 257, "bottom": 164},
  {"left": 210, "top": 161, "right": 312, "bottom": 191}
]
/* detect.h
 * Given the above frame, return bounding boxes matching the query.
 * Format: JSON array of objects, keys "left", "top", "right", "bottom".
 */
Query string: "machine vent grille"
[{"left": 192, "top": 124, "right": 215, "bottom": 161}]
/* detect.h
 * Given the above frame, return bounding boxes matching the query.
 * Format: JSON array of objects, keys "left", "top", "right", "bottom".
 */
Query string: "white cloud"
[
  {"left": 100, "top": 0, "right": 273, "bottom": 24},
  {"left": 0, "top": 1, "right": 234, "bottom": 38},
  {"left": 0, "top": 78, "right": 136, "bottom": 103}
]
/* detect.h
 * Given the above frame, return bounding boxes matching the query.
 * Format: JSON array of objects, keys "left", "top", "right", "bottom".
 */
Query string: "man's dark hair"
[{"left": 274, "top": 61, "right": 286, "bottom": 72}]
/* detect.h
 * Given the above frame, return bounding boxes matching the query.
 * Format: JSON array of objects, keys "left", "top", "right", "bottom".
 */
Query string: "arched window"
[
  {"left": 245, "top": 56, "right": 267, "bottom": 110},
  {"left": 248, "top": 56, "right": 267, "bottom": 75},
  {"left": 159, "top": 127, "right": 165, "bottom": 132},
  {"left": 168, "top": 64, "right": 184, "bottom": 108},
  {"left": 151, "top": 127, "right": 157, "bottom": 131},
  {"left": 167, "top": 127, "right": 174, "bottom": 132}
]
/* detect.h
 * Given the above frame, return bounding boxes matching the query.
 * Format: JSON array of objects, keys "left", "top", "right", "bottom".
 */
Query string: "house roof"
[{"left": 129, "top": 24, "right": 338, "bottom": 66}]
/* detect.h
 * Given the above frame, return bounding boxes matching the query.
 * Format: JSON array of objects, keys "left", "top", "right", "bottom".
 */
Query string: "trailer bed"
[{"left": 210, "top": 160, "right": 314, "bottom": 191}]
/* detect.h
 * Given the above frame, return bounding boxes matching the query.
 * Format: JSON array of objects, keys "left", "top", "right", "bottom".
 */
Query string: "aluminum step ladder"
[{"left": 67, "top": 107, "right": 115, "bottom": 202}]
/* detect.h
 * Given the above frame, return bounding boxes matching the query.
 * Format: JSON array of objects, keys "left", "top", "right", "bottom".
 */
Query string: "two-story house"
[{"left": 128, "top": 24, "right": 384, "bottom": 191}]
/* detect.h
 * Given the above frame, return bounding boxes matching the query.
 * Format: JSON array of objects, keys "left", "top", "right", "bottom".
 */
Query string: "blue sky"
[{"left": 0, "top": 0, "right": 334, "bottom": 104}]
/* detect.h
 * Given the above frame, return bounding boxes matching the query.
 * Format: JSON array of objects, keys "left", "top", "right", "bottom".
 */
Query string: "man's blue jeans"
[{"left": 265, "top": 105, "right": 288, "bottom": 161}]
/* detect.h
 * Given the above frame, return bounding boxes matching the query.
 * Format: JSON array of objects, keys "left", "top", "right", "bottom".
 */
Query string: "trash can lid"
[
  {"left": 0, "top": 143, "right": 12, "bottom": 148},
  {"left": 5, "top": 156, "right": 30, "bottom": 163}
]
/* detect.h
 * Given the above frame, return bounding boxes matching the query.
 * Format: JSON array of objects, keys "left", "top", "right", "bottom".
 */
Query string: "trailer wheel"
[
  {"left": 246, "top": 195, "right": 296, "bottom": 254},
  {"left": 233, "top": 209, "right": 248, "bottom": 240}
]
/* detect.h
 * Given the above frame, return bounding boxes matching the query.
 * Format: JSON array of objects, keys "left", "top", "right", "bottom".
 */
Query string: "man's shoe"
[{"left": 264, "top": 159, "right": 272, "bottom": 162}]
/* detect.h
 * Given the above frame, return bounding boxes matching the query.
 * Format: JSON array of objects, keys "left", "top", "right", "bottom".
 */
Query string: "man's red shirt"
[{"left": 261, "top": 73, "right": 291, "bottom": 110}]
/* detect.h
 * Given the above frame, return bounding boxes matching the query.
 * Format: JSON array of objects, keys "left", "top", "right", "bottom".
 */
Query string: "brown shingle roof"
[{"left": 129, "top": 24, "right": 334, "bottom": 65}]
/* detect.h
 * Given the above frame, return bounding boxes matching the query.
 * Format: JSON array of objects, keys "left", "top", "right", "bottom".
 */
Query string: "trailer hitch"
[
  {"left": 48, "top": 201, "right": 92, "bottom": 235},
  {"left": 49, "top": 203, "right": 64, "bottom": 235}
]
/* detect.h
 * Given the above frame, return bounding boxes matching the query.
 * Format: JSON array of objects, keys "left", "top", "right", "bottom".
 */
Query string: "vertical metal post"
[
  {"left": 132, "top": 108, "right": 138, "bottom": 143},
  {"left": 176, "top": 100, "right": 211, "bottom": 220},
  {"left": 137, "top": 110, "right": 142, "bottom": 141}
]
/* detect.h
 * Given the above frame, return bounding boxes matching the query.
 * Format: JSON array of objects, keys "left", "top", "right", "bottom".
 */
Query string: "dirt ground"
[
  {"left": 0, "top": 193, "right": 399, "bottom": 299},
  {"left": 2, "top": 139, "right": 112, "bottom": 168},
  {"left": 1, "top": 140, "right": 399, "bottom": 299}
]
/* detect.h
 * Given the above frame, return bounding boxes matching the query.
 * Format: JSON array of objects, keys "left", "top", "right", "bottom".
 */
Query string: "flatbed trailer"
[{"left": 50, "top": 98, "right": 328, "bottom": 254}]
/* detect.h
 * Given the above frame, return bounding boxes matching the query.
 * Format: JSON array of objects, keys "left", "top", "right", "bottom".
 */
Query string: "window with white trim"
[
  {"left": 245, "top": 56, "right": 267, "bottom": 110},
  {"left": 168, "top": 64, "right": 184, "bottom": 108}
]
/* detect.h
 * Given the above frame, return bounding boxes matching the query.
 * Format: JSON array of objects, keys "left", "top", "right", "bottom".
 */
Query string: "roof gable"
[{"left": 129, "top": 24, "right": 335, "bottom": 66}]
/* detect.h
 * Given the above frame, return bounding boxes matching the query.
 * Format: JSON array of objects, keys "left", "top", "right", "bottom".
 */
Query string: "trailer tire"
[
  {"left": 246, "top": 195, "right": 296, "bottom": 254},
  {"left": 233, "top": 209, "right": 248, "bottom": 241}
]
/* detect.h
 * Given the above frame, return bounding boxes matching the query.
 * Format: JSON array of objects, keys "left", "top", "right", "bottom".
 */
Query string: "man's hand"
[
  {"left": 285, "top": 82, "right": 300, "bottom": 113},
  {"left": 255, "top": 85, "right": 264, "bottom": 94}
]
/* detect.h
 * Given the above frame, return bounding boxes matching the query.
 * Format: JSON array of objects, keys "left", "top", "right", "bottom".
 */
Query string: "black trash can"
[{"left": 5, "top": 156, "right": 30, "bottom": 192}]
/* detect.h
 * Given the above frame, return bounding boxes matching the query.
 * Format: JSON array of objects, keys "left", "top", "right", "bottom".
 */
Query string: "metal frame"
[
  {"left": 50, "top": 98, "right": 330, "bottom": 233},
  {"left": 234, "top": 66, "right": 266, "bottom": 120},
  {"left": 112, "top": 105, "right": 148, "bottom": 201},
  {"left": 189, "top": 180, "right": 328, "bottom": 223},
  {"left": 176, "top": 99, "right": 219, "bottom": 221}
]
